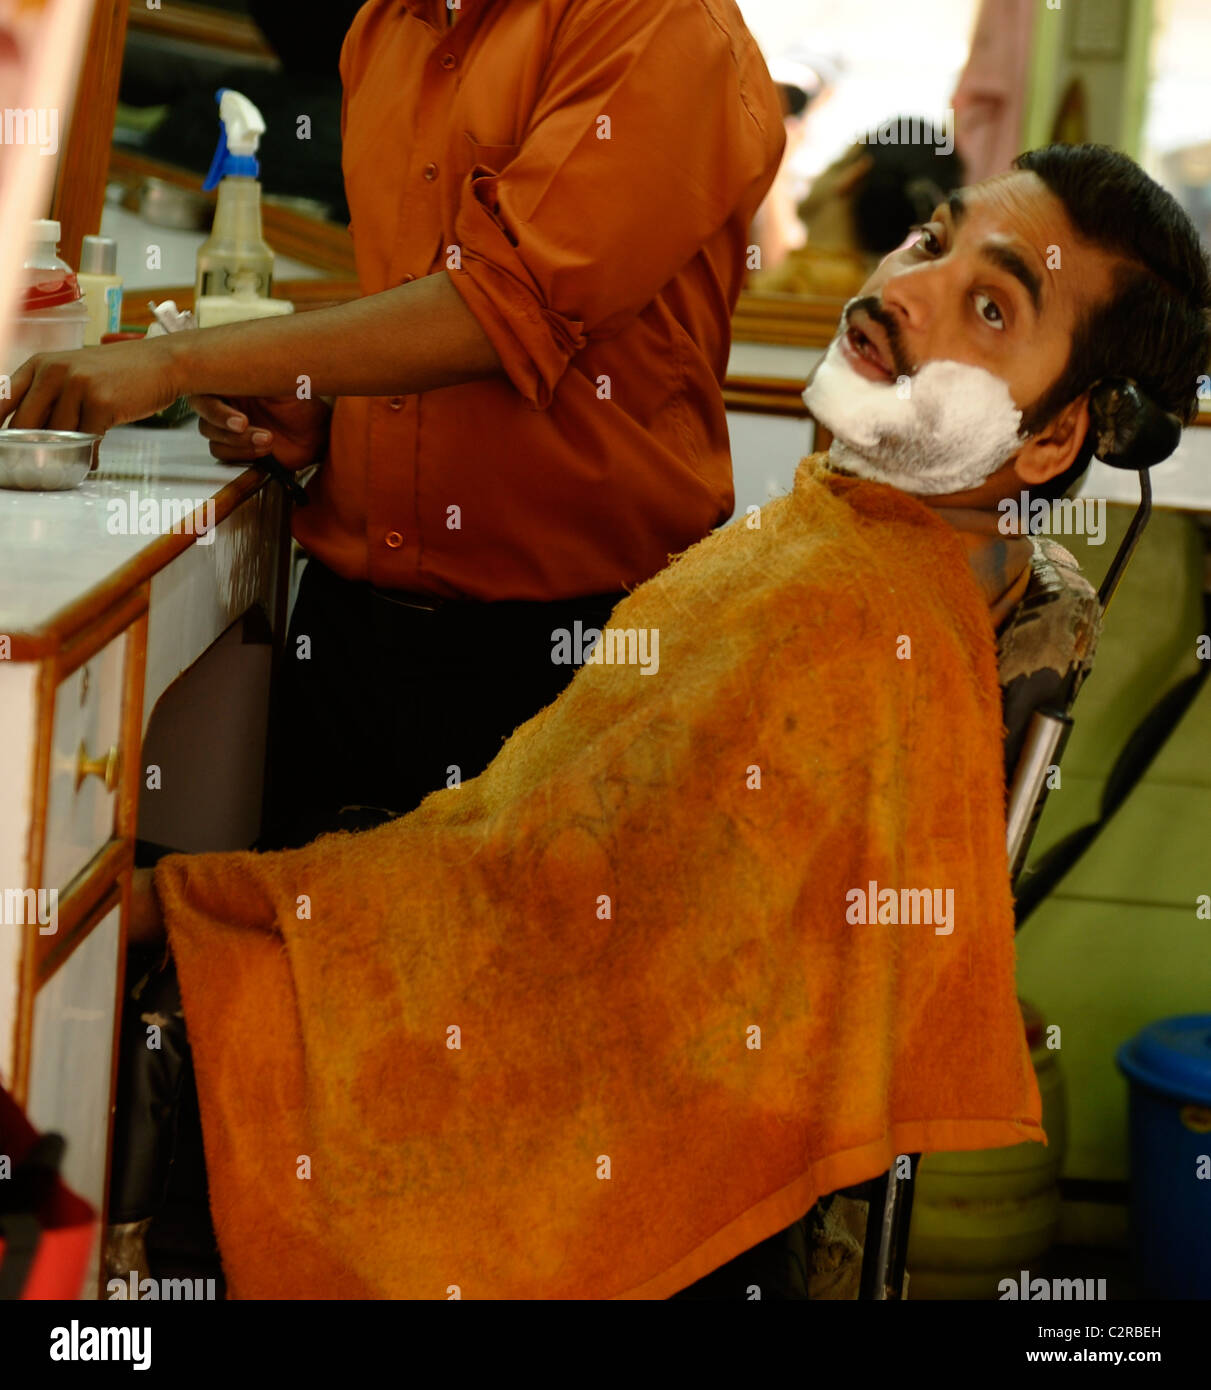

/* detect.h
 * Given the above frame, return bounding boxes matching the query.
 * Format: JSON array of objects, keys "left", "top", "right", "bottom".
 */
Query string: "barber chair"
[{"left": 676, "top": 387, "right": 1174, "bottom": 1300}]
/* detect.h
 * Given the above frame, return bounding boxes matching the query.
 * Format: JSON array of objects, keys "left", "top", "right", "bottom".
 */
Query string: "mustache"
[{"left": 844, "top": 297, "right": 916, "bottom": 378}]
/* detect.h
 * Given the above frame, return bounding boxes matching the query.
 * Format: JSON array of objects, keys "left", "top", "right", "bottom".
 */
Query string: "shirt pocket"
[
  {"left": 463, "top": 133, "right": 522, "bottom": 176},
  {"left": 462, "top": 135, "right": 523, "bottom": 245}
]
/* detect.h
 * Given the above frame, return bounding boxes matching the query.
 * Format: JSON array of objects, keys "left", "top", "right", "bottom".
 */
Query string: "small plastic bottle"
[
  {"left": 5, "top": 219, "right": 89, "bottom": 378},
  {"left": 194, "top": 89, "right": 293, "bottom": 327},
  {"left": 78, "top": 235, "right": 124, "bottom": 346}
]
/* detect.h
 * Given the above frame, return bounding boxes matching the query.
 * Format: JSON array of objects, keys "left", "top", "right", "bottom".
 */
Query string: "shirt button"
[
  {"left": 422, "top": 162, "right": 438, "bottom": 181},
  {"left": 384, "top": 531, "right": 404, "bottom": 549},
  {"left": 440, "top": 52, "right": 457, "bottom": 71},
  {"left": 388, "top": 397, "right": 404, "bottom": 410}
]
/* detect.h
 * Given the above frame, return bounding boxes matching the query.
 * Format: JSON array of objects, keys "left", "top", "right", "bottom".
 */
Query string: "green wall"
[
  {"left": 1023, "top": 0, "right": 1153, "bottom": 156},
  {"left": 1016, "top": 500, "right": 1209, "bottom": 1185}
]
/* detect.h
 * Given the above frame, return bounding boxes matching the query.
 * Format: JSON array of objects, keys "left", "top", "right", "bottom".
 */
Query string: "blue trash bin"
[{"left": 1117, "top": 1014, "right": 1211, "bottom": 1298}]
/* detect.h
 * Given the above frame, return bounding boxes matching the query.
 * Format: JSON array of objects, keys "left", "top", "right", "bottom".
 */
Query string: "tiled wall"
[{"left": 1017, "top": 503, "right": 1209, "bottom": 1183}]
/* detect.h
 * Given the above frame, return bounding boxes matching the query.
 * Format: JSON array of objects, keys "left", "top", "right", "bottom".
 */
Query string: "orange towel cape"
[{"left": 156, "top": 458, "right": 1042, "bottom": 1299}]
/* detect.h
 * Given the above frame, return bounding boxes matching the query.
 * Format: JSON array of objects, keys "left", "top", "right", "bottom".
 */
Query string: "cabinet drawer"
[
  {"left": 43, "top": 631, "right": 127, "bottom": 893},
  {"left": 25, "top": 902, "right": 121, "bottom": 1299}
]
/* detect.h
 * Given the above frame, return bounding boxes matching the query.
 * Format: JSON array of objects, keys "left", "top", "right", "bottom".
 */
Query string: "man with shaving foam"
[
  {"left": 806, "top": 142, "right": 1210, "bottom": 627},
  {"left": 118, "top": 144, "right": 1211, "bottom": 1300}
]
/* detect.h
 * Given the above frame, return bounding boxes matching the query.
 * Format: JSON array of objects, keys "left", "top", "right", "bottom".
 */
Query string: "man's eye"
[
  {"left": 910, "top": 225, "right": 942, "bottom": 255},
  {"left": 974, "top": 292, "right": 1005, "bottom": 330}
]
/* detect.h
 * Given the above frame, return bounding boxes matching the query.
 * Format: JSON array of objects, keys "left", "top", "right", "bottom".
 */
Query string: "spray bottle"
[{"left": 194, "top": 88, "right": 293, "bottom": 328}]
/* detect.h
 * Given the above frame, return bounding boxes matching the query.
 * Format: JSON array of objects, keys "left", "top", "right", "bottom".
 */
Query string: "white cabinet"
[
  {"left": 24, "top": 903, "right": 121, "bottom": 1298},
  {"left": 1, "top": 430, "right": 286, "bottom": 1297},
  {"left": 43, "top": 635, "right": 127, "bottom": 894}
]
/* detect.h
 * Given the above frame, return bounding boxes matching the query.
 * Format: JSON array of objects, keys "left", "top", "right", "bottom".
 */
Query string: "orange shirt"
[{"left": 292, "top": 0, "right": 786, "bottom": 599}]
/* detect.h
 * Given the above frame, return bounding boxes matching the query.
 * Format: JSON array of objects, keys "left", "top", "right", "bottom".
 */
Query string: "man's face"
[{"left": 831, "top": 170, "right": 1123, "bottom": 498}]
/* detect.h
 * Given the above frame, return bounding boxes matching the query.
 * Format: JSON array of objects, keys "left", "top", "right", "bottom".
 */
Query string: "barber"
[{"left": 7, "top": 0, "right": 785, "bottom": 848}]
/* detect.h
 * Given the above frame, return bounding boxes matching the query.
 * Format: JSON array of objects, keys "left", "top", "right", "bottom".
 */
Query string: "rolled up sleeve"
[{"left": 449, "top": 0, "right": 784, "bottom": 408}]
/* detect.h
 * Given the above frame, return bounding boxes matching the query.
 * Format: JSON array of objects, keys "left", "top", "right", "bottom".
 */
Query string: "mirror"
[
  {"left": 53, "top": 0, "right": 360, "bottom": 324},
  {"left": 729, "top": 0, "right": 981, "bottom": 393}
]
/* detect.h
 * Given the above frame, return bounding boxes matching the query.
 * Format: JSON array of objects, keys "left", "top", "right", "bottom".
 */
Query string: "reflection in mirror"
[
  {"left": 732, "top": 0, "right": 979, "bottom": 356},
  {"left": 1142, "top": 0, "right": 1211, "bottom": 254},
  {"left": 102, "top": 1, "right": 361, "bottom": 295}
]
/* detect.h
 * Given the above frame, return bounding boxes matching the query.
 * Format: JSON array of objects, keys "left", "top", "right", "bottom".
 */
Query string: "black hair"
[
  {"left": 852, "top": 119, "right": 965, "bottom": 255},
  {"left": 778, "top": 83, "right": 811, "bottom": 120},
  {"left": 1012, "top": 144, "right": 1211, "bottom": 500}
]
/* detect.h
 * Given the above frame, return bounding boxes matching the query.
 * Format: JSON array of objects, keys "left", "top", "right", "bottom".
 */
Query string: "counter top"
[
  {"left": 0, "top": 424, "right": 265, "bottom": 651},
  {"left": 1082, "top": 436, "right": 1211, "bottom": 515}
]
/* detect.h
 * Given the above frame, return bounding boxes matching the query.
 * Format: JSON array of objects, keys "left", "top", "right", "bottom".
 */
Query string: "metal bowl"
[
  {"left": 135, "top": 178, "right": 212, "bottom": 231},
  {"left": 0, "top": 430, "right": 101, "bottom": 491}
]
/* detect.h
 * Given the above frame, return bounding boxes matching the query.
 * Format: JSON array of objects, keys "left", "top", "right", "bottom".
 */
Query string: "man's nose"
[
  {"left": 878, "top": 269, "right": 931, "bottom": 336},
  {"left": 875, "top": 261, "right": 948, "bottom": 364}
]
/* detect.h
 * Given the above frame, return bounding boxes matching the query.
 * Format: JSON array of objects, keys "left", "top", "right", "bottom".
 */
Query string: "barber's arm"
[{"left": 3, "top": 271, "right": 503, "bottom": 436}]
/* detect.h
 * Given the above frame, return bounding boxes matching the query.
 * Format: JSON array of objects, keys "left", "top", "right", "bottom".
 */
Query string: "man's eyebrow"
[
  {"left": 982, "top": 243, "right": 1043, "bottom": 314},
  {"left": 939, "top": 190, "right": 1044, "bottom": 314}
]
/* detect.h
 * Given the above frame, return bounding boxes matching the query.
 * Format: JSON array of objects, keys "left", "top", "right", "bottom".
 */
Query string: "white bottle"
[
  {"left": 6, "top": 219, "right": 89, "bottom": 378},
  {"left": 78, "top": 235, "right": 124, "bottom": 346}
]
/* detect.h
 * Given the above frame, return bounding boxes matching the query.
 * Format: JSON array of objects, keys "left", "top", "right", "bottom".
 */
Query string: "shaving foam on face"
[{"left": 803, "top": 336, "right": 1026, "bottom": 495}]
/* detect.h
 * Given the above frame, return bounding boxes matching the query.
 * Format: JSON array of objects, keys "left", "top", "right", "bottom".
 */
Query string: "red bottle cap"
[{"left": 21, "top": 273, "right": 82, "bottom": 311}]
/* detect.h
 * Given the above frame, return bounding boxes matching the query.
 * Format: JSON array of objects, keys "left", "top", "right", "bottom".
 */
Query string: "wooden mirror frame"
[
  {"left": 725, "top": 290, "right": 844, "bottom": 417},
  {"left": 125, "top": 0, "right": 274, "bottom": 58},
  {"left": 50, "top": 0, "right": 129, "bottom": 271},
  {"left": 731, "top": 290, "right": 846, "bottom": 349}
]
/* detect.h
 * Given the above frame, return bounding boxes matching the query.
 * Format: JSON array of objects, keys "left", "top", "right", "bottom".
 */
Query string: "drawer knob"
[{"left": 75, "top": 741, "right": 119, "bottom": 794}]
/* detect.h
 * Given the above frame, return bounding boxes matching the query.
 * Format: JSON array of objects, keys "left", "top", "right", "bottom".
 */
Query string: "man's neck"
[
  {"left": 820, "top": 454, "right": 1033, "bottom": 623},
  {"left": 931, "top": 507, "right": 1034, "bottom": 626}
]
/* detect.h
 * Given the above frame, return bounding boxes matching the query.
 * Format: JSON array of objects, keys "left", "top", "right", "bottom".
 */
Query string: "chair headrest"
[{"left": 1089, "top": 380, "right": 1183, "bottom": 470}]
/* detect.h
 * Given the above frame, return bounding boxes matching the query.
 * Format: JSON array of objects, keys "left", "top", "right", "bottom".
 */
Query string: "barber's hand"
[
  {"left": 190, "top": 393, "right": 333, "bottom": 470},
  {"left": 5, "top": 337, "right": 183, "bottom": 432}
]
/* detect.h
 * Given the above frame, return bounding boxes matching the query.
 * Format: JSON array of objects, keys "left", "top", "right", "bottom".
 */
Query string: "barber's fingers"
[
  {"left": 191, "top": 394, "right": 274, "bottom": 462},
  {"left": 4, "top": 357, "right": 35, "bottom": 424},
  {"left": 190, "top": 394, "right": 247, "bottom": 430},
  {"left": 190, "top": 393, "right": 266, "bottom": 438},
  {"left": 48, "top": 374, "right": 91, "bottom": 433},
  {"left": 196, "top": 417, "right": 275, "bottom": 462},
  {"left": 6, "top": 355, "right": 69, "bottom": 429}
]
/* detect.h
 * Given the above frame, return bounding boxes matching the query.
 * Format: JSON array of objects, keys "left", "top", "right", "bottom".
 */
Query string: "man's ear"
[{"left": 1012, "top": 392, "right": 1090, "bottom": 485}]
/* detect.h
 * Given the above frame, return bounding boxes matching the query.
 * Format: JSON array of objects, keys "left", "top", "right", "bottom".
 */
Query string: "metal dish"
[
  {"left": 134, "top": 178, "right": 212, "bottom": 231},
  {"left": 0, "top": 430, "right": 101, "bottom": 491}
]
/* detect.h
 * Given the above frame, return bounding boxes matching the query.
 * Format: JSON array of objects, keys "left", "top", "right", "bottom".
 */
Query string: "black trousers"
[
  {"left": 112, "top": 560, "right": 626, "bottom": 1268},
  {"left": 260, "top": 559, "right": 627, "bottom": 848}
]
